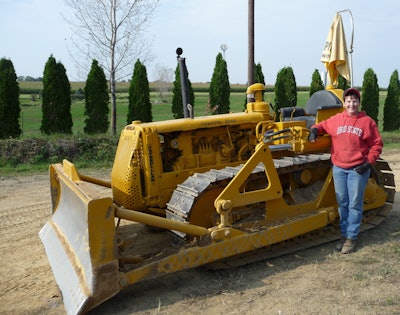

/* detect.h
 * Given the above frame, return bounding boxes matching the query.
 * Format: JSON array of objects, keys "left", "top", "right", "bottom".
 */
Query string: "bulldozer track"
[
  {"left": 166, "top": 155, "right": 395, "bottom": 269},
  {"left": 167, "top": 153, "right": 333, "bottom": 226}
]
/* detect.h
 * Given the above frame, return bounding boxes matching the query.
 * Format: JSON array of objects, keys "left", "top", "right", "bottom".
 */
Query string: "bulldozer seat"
[{"left": 280, "top": 90, "right": 343, "bottom": 128}]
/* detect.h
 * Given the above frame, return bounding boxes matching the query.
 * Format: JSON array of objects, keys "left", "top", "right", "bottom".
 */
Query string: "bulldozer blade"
[{"left": 39, "top": 166, "right": 120, "bottom": 315}]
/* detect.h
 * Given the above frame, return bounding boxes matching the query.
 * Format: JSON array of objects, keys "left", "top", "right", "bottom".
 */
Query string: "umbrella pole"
[{"left": 338, "top": 9, "right": 354, "bottom": 87}]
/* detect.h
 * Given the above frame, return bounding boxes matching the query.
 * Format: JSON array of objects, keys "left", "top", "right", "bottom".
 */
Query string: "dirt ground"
[{"left": 1, "top": 149, "right": 399, "bottom": 315}]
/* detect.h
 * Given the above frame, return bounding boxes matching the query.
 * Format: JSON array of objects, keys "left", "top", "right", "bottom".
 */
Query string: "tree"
[
  {"left": 64, "top": 0, "right": 159, "bottom": 135},
  {"left": 361, "top": 68, "right": 379, "bottom": 124},
  {"left": 274, "top": 67, "right": 297, "bottom": 119},
  {"left": 254, "top": 63, "right": 265, "bottom": 85},
  {"left": 309, "top": 69, "right": 324, "bottom": 96},
  {"left": 84, "top": 59, "right": 109, "bottom": 134},
  {"left": 153, "top": 63, "right": 173, "bottom": 103},
  {"left": 337, "top": 74, "right": 350, "bottom": 91},
  {"left": 209, "top": 53, "right": 230, "bottom": 114},
  {"left": 383, "top": 70, "right": 400, "bottom": 131},
  {"left": 127, "top": 59, "right": 152, "bottom": 123},
  {"left": 41, "top": 55, "right": 73, "bottom": 134},
  {"left": 0, "top": 58, "right": 21, "bottom": 138},
  {"left": 171, "top": 65, "right": 194, "bottom": 119}
]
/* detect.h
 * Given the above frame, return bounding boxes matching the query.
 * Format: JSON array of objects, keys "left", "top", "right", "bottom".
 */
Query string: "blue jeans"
[{"left": 332, "top": 165, "right": 370, "bottom": 240}]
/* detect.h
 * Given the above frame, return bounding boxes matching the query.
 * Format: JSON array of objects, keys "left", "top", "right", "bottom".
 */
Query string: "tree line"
[{"left": 1, "top": 54, "right": 400, "bottom": 139}]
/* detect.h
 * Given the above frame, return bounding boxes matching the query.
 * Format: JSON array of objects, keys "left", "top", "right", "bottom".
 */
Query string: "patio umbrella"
[{"left": 321, "top": 13, "right": 351, "bottom": 86}]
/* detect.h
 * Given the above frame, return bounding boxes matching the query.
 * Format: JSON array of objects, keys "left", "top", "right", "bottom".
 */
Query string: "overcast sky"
[{"left": 2, "top": 0, "right": 399, "bottom": 87}]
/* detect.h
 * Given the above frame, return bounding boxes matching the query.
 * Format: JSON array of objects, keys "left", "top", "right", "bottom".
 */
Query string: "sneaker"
[
  {"left": 335, "top": 237, "right": 346, "bottom": 252},
  {"left": 341, "top": 238, "right": 357, "bottom": 254}
]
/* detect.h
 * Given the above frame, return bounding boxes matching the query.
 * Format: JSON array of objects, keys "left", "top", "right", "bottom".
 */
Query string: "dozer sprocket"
[{"left": 167, "top": 156, "right": 395, "bottom": 269}]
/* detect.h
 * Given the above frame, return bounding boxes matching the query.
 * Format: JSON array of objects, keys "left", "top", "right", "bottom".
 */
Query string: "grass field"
[
  {"left": 18, "top": 88, "right": 400, "bottom": 149},
  {"left": 18, "top": 90, "right": 314, "bottom": 137},
  {"left": 13, "top": 80, "right": 400, "bottom": 146},
  {"left": 18, "top": 81, "right": 250, "bottom": 93},
  {"left": 19, "top": 89, "right": 391, "bottom": 132}
]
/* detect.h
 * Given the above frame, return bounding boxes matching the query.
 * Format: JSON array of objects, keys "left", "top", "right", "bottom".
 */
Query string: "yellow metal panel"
[
  {"left": 39, "top": 164, "right": 119, "bottom": 315},
  {"left": 112, "top": 129, "right": 145, "bottom": 210},
  {"left": 215, "top": 143, "right": 283, "bottom": 210},
  {"left": 121, "top": 210, "right": 329, "bottom": 287},
  {"left": 127, "top": 111, "right": 271, "bottom": 134}
]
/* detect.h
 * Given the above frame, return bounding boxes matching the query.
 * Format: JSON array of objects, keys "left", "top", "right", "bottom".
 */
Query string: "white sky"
[{"left": 1, "top": 0, "right": 399, "bottom": 87}]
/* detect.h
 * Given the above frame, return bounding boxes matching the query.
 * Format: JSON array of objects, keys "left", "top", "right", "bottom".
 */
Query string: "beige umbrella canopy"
[{"left": 321, "top": 13, "right": 351, "bottom": 86}]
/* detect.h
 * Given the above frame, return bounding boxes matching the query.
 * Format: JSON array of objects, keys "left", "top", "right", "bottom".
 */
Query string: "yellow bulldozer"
[{"left": 39, "top": 78, "right": 395, "bottom": 314}]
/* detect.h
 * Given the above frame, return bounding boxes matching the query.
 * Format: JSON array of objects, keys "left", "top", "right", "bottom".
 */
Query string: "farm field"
[
  {"left": 18, "top": 89, "right": 301, "bottom": 135},
  {"left": 16, "top": 88, "right": 399, "bottom": 150},
  {"left": 17, "top": 88, "right": 387, "bottom": 135}
]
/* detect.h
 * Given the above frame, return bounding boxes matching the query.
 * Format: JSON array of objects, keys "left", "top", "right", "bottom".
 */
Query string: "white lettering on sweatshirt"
[{"left": 336, "top": 125, "right": 363, "bottom": 137}]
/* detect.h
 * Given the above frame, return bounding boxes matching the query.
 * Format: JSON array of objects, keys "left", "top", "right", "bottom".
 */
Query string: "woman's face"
[{"left": 343, "top": 95, "right": 360, "bottom": 116}]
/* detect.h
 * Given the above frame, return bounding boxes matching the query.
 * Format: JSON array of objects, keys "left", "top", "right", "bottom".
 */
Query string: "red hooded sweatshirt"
[{"left": 312, "top": 110, "right": 383, "bottom": 169}]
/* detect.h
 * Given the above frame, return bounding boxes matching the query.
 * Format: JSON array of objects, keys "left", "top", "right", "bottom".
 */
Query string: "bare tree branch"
[
  {"left": 152, "top": 63, "right": 173, "bottom": 103},
  {"left": 64, "top": 0, "right": 158, "bottom": 134}
]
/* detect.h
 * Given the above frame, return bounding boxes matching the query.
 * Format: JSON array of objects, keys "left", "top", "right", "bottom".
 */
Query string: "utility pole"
[{"left": 248, "top": 0, "right": 254, "bottom": 86}]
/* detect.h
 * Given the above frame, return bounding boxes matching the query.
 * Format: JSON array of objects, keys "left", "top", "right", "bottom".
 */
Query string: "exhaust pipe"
[{"left": 176, "top": 47, "right": 193, "bottom": 118}]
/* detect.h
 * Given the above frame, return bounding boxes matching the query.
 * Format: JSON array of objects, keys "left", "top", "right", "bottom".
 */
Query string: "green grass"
[
  {"left": 22, "top": 91, "right": 302, "bottom": 133},
  {"left": 19, "top": 91, "right": 251, "bottom": 136},
  {"left": 18, "top": 90, "right": 398, "bottom": 138}
]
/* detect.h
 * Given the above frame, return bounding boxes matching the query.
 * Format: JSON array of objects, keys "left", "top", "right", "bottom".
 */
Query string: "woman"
[{"left": 308, "top": 87, "right": 383, "bottom": 254}]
